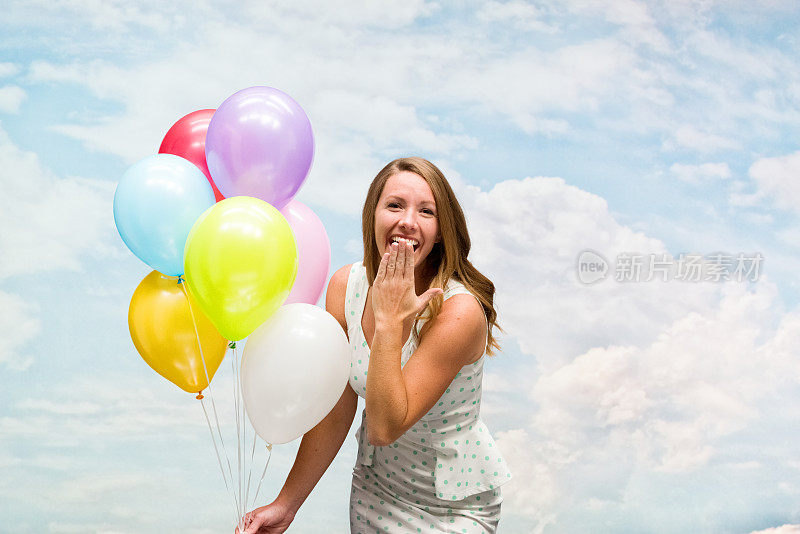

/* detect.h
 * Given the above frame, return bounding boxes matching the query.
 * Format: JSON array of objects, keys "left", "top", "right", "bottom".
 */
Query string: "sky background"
[{"left": 2, "top": 1, "right": 800, "bottom": 533}]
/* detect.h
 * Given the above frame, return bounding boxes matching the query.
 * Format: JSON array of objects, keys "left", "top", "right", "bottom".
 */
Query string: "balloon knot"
[
  {"left": 177, "top": 276, "right": 184, "bottom": 284},
  {"left": 196, "top": 391, "right": 204, "bottom": 400},
  {"left": 228, "top": 341, "right": 236, "bottom": 349}
]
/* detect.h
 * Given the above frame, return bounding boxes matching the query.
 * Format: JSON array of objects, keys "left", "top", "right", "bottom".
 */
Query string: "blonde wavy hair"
[{"left": 361, "top": 157, "right": 503, "bottom": 356}]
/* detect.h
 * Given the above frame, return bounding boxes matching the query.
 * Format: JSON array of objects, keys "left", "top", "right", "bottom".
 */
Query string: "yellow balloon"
[
  {"left": 183, "top": 196, "right": 298, "bottom": 341},
  {"left": 128, "top": 271, "right": 227, "bottom": 394}
]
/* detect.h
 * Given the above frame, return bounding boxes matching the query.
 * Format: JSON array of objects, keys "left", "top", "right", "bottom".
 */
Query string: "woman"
[{"left": 240, "top": 157, "right": 511, "bottom": 533}]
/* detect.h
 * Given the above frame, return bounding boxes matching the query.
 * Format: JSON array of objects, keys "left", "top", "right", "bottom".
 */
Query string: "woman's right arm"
[{"left": 241, "top": 265, "right": 357, "bottom": 534}]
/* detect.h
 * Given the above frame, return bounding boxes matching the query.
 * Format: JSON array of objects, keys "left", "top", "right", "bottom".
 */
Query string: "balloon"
[
  {"left": 280, "top": 200, "right": 330, "bottom": 305},
  {"left": 205, "top": 86, "right": 314, "bottom": 208},
  {"left": 114, "top": 154, "right": 216, "bottom": 276},
  {"left": 241, "top": 303, "right": 350, "bottom": 444},
  {"left": 128, "top": 271, "right": 227, "bottom": 394},
  {"left": 183, "top": 196, "right": 298, "bottom": 341},
  {"left": 159, "top": 109, "right": 224, "bottom": 202}
]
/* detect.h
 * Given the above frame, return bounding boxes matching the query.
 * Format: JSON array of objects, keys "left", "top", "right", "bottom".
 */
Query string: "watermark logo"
[
  {"left": 576, "top": 249, "right": 610, "bottom": 284},
  {"left": 575, "top": 250, "right": 763, "bottom": 284}
]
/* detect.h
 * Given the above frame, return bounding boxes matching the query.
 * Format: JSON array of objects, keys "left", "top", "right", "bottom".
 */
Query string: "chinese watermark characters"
[{"left": 576, "top": 249, "right": 763, "bottom": 284}]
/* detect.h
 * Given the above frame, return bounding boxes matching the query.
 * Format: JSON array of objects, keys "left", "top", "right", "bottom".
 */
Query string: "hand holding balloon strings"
[{"left": 114, "top": 86, "right": 339, "bottom": 532}]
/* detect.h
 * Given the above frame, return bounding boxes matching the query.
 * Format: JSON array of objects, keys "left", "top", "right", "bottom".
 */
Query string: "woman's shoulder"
[
  {"left": 439, "top": 277, "right": 486, "bottom": 329},
  {"left": 327, "top": 262, "right": 366, "bottom": 300},
  {"left": 333, "top": 259, "right": 368, "bottom": 280},
  {"left": 325, "top": 263, "right": 360, "bottom": 329},
  {"left": 442, "top": 277, "right": 471, "bottom": 300},
  {"left": 329, "top": 262, "right": 357, "bottom": 289},
  {"left": 420, "top": 278, "right": 486, "bottom": 363}
]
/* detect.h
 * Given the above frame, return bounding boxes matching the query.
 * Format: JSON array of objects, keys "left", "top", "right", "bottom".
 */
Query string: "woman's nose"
[{"left": 399, "top": 211, "right": 418, "bottom": 231}]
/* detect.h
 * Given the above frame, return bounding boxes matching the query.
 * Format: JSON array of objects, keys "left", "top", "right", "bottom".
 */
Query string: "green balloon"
[{"left": 184, "top": 196, "right": 298, "bottom": 341}]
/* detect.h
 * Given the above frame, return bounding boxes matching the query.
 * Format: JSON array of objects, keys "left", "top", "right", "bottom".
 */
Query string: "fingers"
[
  {"left": 396, "top": 240, "right": 406, "bottom": 278},
  {"left": 404, "top": 241, "right": 414, "bottom": 279},
  {"left": 387, "top": 242, "right": 398, "bottom": 277},
  {"left": 238, "top": 512, "right": 254, "bottom": 534},
  {"left": 376, "top": 250, "right": 389, "bottom": 282}
]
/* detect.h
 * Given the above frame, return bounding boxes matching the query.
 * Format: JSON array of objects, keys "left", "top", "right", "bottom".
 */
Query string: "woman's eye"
[
  {"left": 388, "top": 203, "right": 400, "bottom": 208},
  {"left": 422, "top": 209, "right": 436, "bottom": 216}
]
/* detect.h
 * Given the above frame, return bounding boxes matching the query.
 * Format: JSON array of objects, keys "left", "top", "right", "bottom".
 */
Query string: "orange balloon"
[{"left": 128, "top": 271, "right": 227, "bottom": 393}]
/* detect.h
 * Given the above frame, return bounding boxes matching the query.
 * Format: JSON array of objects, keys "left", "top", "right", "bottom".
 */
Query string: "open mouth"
[{"left": 389, "top": 236, "right": 419, "bottom": 252}]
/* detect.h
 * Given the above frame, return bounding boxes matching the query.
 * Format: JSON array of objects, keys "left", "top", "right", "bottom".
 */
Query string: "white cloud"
[
  {"left": 458, "top": 176, "right": 722, "bottom": 367},
  {"left": 0, "top": 62, "right": 19, "bottom": 78},
  {"left": 22, "top": 9, "right": 650, "bottom": 193},
  {"left": 343, "top": 237, "right": 363, "bottom": 256},
  {"left": 0, "top": 85, "right": 26, "bottom": 113},
  {"left": 445, "top": 39, "right": 641, "bottom": 135},
  {"left": 664, "top": 125, "right": 741, "bottom": 153},
  {"left": 748, "top": 151, "right": 800, "bottom": 213},
  {"left": 241, "top": 0, "right": 436, "bottom": 29},
  {"left": 17, "top": 399, "right": 103, "bottom": 415},
  {"left": 497, "top": 280, "right": 800, "bottom": 527},
  {"left": 476, "top": 1, "right": 558, "bottom": 33},
  {"left": 48, "top": 521, "right": 149, "bottom": 534},
  {"left": 5, "top": 0, "right": 190, "bottom": 34},
  {"left": 0, "top": 122, "right": 119, "bottom": 374},
  {"left": 12, "top": 0, "right": 800, "bottom": 184},
  {"left": 776, "top": 225, "right": 800, "bottom": 251},
  {"left": 54, "top": 473, "right": 156, "bottom": 504},
  {"left": 750, "top": 526, "right": 800, "bottom": 534},
  {"left": 494, "top": 428, "right": 560, "bottom": 534},
  {"left": 0, "top": 290, "right": 39, "bottom": 370},
  {"left": 554, "top": 0, "right": 670, "bottom": 51},
  {"left": 670, "top": 162, "right": 731, "bottom": 184},
  {"left": 0, "top": 125, "right": 116, "bottom": 279},
  {"left": 313, "top": 90, "right": 477, "bottom": 155},
  {"left": 0, "top": 370, "right": 315, "bottom": 533},
  {"left": 453, "top": 175, "right": 800, "bottom": 528}
]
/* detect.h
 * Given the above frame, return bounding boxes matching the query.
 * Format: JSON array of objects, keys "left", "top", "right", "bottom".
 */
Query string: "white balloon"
[{"left": 241, "top": 303, "right": 350, "bottom": 444}]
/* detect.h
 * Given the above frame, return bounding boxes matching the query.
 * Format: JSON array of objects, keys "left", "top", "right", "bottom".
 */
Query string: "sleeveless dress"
[{"left": 344, "top": 261, "right": 512, "bottom": 534}]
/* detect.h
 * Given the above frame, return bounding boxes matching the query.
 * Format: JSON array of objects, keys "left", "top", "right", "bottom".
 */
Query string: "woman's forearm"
[
  {"left": 273, "top": 384, "right": 358, "bottom": 513},
  {"left": 365, "top": 322, "right": 408, "bottom": 445}
]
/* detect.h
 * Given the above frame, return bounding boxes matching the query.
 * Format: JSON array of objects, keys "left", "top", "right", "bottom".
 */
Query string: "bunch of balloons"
[{"left": 114, "top": 87, "right": 350, "bottom": 446}]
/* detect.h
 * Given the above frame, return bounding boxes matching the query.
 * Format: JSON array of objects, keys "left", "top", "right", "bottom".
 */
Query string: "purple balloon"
[
  {"left": 280, "top": 200, "right": 331, "bottom": 306},
  {"left": 205, "top": 87, "right": 314, "bottom": 209}
]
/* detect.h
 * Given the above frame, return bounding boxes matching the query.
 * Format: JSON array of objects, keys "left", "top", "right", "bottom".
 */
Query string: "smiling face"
[{"left": 374, "top": 171, "right": 440, "bottom": 278}]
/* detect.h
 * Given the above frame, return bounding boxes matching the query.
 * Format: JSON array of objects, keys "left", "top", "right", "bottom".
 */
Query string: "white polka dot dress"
[{"left": 344, "top": 262, "right": 512, "bottom": 533}]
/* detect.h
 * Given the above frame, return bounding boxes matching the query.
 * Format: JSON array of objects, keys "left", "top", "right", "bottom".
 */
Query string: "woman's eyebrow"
[{"left": 385, "top": 195, "right": 435, "bottom": 206}]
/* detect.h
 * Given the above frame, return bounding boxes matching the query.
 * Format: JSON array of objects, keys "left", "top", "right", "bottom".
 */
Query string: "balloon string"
[
  {"left": 240, "top": 344, "right": 248, "bottom": 518},
  {"left": 251, "top": 443, "right": 273, "bottom": 510},
  {"left": 178, "top": 278, "right": 213, "bottom": 401},
  {"left": 232, "top": 344, "right": 243, "bottom": 518},
  {"left": 200, "top": 398, "right": 239, "bottom": 523},
  {"left": 180, "top": 279, "right": 240, "bottom": 516},
  {"left": 244, "top": 429, "right": 258, "bottom": 509},
  {"left": 211, "top": 379, "right": 241, "bottom": 519},
  {"left": 241, "top": 346, "right": 250, "bottom": 515},
  {"left": 240, "top": 344, "right": 246, "bottom": 519},
  {"left": 237, "top": 343, "right": 257, "bottom": 514}
]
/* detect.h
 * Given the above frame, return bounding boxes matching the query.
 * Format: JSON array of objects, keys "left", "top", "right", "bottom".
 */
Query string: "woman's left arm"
[{"left": 366, "top": 241, "right": 487, "bottom": 446}]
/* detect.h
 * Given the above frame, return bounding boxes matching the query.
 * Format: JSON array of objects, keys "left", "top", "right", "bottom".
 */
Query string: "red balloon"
[{"left": 159, "top": 109, "right": 224, "bottom": 202}]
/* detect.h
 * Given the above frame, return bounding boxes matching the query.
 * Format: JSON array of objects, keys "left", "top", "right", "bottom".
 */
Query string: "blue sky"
[{"left": 2, "top": 1, "right": 800, "bottom": 533}]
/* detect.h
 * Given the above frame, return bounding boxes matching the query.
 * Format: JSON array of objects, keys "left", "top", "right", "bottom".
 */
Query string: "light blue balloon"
[{"left": 114, "top": 154, "right": 216, "bottom": 276}]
